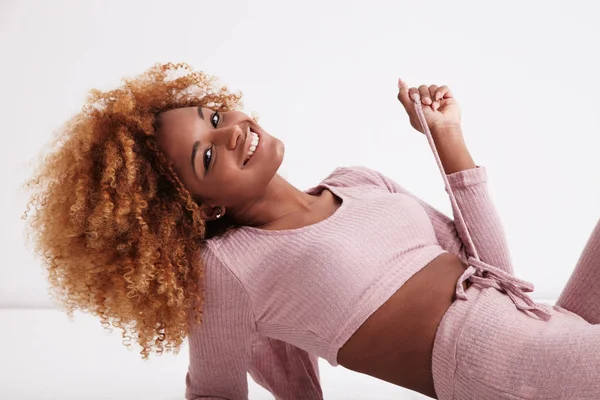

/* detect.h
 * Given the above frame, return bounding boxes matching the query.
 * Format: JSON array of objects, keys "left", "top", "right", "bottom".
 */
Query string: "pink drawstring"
[
  {"left": 455, "top": 256, "right": 554, "bottom": 322},
  {"left": 409, "top": 91, "right": 553, "bottom": 321}
]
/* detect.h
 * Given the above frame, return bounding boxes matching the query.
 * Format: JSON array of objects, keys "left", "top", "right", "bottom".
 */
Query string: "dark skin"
[{"left": 155, "top": 106, "right": 335, "bottom": 229}]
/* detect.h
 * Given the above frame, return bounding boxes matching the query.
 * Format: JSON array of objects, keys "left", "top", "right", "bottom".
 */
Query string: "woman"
[{"left": 22, "top": 62, "right": 600, "bottom": 399}]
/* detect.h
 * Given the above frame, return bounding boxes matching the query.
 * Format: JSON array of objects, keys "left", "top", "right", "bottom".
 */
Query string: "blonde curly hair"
[{"left": 21, "top": 62, "right": 244, "bottom": 359}]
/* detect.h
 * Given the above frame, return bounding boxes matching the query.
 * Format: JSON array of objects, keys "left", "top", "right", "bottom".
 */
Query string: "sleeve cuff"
[{"left": 445, "top": 165, "right": 488, "bottom": 188}]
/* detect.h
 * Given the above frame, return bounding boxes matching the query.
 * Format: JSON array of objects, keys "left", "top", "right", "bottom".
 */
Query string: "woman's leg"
[{"left": 555, "top": 217, "right": 600, "bottom": 324}]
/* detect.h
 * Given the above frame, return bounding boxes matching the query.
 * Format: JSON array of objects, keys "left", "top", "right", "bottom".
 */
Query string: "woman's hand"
[{"left": 397, "top": 79, "right": 462, "bottom": 137}]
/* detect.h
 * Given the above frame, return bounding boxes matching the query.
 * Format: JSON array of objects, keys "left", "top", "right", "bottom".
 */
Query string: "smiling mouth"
[{"left": 243, "top": 128, "right": 260, "bottom": 166}]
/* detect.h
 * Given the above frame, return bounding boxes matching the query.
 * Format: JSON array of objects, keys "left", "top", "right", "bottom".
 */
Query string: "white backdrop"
[{"left": 1, "top": 0, "right": 599, "bottom": 399}]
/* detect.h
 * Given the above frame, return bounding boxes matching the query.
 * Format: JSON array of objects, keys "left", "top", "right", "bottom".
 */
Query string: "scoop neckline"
[{"left": 236, "top": 182, "right": 347, "bottom": 236}]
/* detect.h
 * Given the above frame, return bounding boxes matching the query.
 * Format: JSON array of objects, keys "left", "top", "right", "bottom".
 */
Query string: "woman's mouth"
[{"left": 243, "top": 129, "right": 260, "bottom": 166}]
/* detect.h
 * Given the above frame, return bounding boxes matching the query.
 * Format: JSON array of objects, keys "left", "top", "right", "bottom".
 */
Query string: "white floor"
[{"left": 0, "top": 308, "right": 431, "bottom": 400}]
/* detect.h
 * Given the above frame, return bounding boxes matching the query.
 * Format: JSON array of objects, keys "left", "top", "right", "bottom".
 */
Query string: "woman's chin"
[{"left": 273, "top": 139, "right": 285, "bottom": 164}]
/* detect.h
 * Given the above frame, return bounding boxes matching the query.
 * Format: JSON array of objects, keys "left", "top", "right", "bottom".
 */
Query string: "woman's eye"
[
  {"left": 210, "top": 112, "right": 220, "bottom": 128},
  {"left": 204, "top": 146, "right": 213, "bottom": 171}
]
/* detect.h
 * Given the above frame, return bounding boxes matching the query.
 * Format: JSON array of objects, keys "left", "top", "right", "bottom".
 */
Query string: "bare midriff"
[{"left": 336, "top": 252, "right": 472, "bottom": 399}]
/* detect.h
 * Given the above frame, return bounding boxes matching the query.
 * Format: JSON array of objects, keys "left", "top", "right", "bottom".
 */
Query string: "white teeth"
[{"left": 244, "top": 131, "right": 259, "bottom": 164}]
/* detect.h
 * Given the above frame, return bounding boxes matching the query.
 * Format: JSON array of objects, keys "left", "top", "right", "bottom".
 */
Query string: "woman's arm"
[
  {"left": 425, "top": 128, "right": 515, "bottom": 275},
  {"left": 185, "top": 247, "right": 256, "bottom": 400},
  {"left": 392, "top": 81, "right": 514, "bottom": 273},
  {"left": 186, "top": 246, "right": 324, "bottom": 400}
]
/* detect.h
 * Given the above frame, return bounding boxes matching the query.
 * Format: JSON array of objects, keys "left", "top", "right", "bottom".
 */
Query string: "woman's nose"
[{"left": 213, "top": 125, "right": 244, "bottom": 150}]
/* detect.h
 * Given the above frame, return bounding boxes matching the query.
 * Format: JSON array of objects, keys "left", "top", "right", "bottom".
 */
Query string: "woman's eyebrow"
[{"left": 197, "top": 106, "right": 204, "bottom": 120}]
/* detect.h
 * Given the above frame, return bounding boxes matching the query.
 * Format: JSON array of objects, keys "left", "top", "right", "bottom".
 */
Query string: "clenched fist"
[{"left": 397, "top": 79, "right": 462, "bottom": 135}]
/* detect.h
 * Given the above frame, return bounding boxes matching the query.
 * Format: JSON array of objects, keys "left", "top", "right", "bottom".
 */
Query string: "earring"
[{"left": 214, "top": 207, "right": 223, "bottom": 219}]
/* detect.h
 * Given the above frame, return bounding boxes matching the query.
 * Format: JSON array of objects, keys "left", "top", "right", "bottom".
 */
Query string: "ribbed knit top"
[{"left": 185, "top": 163, "right": 516, "bottom": 400}]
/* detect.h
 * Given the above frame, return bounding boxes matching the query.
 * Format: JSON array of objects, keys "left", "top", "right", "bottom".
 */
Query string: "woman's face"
[{"left": 155, "top": 106, "right": 284, "bottom": 216}]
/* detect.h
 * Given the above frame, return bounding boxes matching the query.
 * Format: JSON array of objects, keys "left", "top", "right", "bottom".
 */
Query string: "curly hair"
[{"left": 21, "top": 62, "right": 244, "bottom": 359}]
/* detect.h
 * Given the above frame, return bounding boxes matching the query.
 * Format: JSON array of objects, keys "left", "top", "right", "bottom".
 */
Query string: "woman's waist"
[{"left": 337, "top": 251, "right": 470, "bottom": 396}]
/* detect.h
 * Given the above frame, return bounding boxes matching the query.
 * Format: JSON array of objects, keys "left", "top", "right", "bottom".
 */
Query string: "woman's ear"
[{"left": 199, "top": 205, "right": 225, "bottom": 221}]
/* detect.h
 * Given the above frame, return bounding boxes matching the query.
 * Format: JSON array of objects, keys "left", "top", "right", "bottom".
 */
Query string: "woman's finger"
[
  {"left": 418, "top": 85, "right": 432, "bottom": 105},
  {"left": 397, "top": 78, "right": 411, "bottom": 108},
  {"left": 429, "top": 85, "right": 439, "bottom": 99},
  {"left": 436, "top": 85, "right": 453, "bottom": 99},
  {"left": 429, "top": 85, "right": 439, "bottom": 110},
  {"left": 408, "top": 86, "right": 420, "bottom": 103}
]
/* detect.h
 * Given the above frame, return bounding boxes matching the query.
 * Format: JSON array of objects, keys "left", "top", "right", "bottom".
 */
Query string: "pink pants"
[{"left": 431, "top": 219, "right": 600, "bottom": 399}]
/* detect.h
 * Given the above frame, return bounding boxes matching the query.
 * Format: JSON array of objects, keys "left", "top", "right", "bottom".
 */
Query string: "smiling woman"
[
  {"left": 21, "top": 61, "right": 600, "bottom": 400},
  {"left": 152, "top": 102, "right": 286, "bottom": 227}
]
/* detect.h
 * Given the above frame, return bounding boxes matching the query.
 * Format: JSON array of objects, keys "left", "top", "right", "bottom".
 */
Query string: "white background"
[{"left": 1, "top": 0, "right": 599, "bottom": 399}]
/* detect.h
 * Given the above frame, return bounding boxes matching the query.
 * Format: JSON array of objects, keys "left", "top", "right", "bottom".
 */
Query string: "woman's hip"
[{"left": 432, "top": 283, "right": 600, "bottom": 399}]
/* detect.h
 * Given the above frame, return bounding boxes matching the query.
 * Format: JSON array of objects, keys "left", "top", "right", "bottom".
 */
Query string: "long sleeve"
[
  {"left": 248, "top": 336, "right": 323, "bottom": 400},
  {"left": 185, "top": 247, "right": 256, "bottom": 400},
  {"left": 348, "top": 165, "right": 514, "bottom": 275}
]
